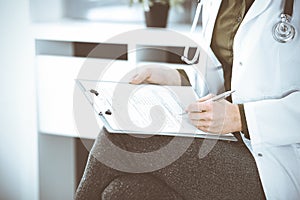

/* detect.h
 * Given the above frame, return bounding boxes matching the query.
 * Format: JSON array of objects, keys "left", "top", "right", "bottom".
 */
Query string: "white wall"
[{"left": 0, "top": 0, "right": 38, "bottom": 200}]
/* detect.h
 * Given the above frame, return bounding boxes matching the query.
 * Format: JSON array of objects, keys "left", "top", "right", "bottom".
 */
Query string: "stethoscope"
[
  {"left": 182, "top": 0, "right": 296, "bottom": 65},
  {"left": 273, "top": 0, "right": 295, "bottom": 43},
  {"left": 181, "top": 0, "right": 202, "bottom": 65}
]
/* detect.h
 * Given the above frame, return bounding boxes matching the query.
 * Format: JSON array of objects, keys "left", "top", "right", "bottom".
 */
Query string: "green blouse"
[
  {"left": 211, "top": 0, "right": 255, "bottom": 139},
  {"left": 178, "top": 0, "right": 255, "bottom": 138}
]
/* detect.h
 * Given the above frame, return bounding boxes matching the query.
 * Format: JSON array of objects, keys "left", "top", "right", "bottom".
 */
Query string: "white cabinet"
[
  {"left": 34, "top": 21, "right": 200, "bottom": 138},
  {"left": 33, "top": 20, "right": 200, "bottom": 200}
]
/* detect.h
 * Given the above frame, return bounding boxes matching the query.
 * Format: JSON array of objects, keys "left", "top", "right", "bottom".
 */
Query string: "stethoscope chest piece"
[{"left": 273, "top": 14, "right": 295, "bottom": 43}]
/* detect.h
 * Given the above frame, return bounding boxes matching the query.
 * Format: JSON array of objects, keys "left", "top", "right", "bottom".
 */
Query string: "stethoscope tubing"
[
  {"left": 181, "top": 0, "right": 202, "bottom": 65},
  {"left": 273, "top": 0, "right": 296, "bottom": 43}
]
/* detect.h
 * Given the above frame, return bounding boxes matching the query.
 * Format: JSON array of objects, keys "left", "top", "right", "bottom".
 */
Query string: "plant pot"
[{"left": 144, "top": 2, "right": 170, "bottom": 28}]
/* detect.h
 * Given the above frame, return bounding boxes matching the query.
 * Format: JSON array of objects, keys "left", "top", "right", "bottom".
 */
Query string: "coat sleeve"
[{"left": 244, "top": 91, "right": 300, "bottom": 146}]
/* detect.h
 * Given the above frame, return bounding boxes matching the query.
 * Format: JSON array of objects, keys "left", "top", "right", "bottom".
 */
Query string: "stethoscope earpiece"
[{"left": 273, "top": 14, "right": 295, "bottom": 43}]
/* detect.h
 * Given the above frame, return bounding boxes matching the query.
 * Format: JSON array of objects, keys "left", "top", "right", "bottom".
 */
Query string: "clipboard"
[{"left": 75, "top": 79, "right": 237, "bottom": 141}]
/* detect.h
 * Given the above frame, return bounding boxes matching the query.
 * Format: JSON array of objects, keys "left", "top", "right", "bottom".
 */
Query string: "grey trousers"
[{"left": 75, "top": 129, "right": 265, "bottom": 200}]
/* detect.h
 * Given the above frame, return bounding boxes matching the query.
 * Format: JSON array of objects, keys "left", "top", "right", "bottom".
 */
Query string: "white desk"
[
  {"left": 34, "top": 20, "right": 203, "bottom": 200},
  {"left": 34, "top": 20, "right": 202, "bottom": 139}
]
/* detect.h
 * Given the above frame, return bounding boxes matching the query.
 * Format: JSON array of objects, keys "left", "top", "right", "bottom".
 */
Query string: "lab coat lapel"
[{"left": 239, "top": 0, "right": 272, "bottom": 28}]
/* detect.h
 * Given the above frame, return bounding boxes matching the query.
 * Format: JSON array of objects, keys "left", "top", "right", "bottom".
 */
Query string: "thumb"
[
  {"left": 130, "top": 70, "right": 151, "bottom": 84},
  {"left": 197, "top": 94, "right": 215, "bottom": 102}
]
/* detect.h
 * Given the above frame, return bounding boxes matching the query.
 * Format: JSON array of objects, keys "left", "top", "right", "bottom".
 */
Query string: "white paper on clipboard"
[
  {"left": 76, "top": 79, "right": 237, "bottom": 141},
  {"left": 75, "top": 79, "right": 237, "bottom": 141}
]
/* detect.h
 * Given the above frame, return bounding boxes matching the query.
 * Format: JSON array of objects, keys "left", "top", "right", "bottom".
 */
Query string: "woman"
[{"left": 75, "top": 0, "right": 300, "bottom": 199}]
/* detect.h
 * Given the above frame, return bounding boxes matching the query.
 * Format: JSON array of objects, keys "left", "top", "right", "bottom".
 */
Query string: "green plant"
[{"left": 129, "top": 0, "right": 185, "bottom": 9}]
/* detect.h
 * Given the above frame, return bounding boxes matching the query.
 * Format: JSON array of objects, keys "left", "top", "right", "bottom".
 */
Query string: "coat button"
[
  {"left": 258, "top": 153, "right": 263, "bottom": 157},
  {"left": 239, "top": 62, "right": 243, "bottom": 66},
  {"left": 237, "top": 16, "right": 243, "bottom": 23}
]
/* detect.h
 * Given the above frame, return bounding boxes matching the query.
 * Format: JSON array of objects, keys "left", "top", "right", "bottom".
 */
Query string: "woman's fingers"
[
  {"left": 129, "top": 66, "right": 181, "bottom": 85},
  {"left": 188, "top": 112, "right": 212, "bottom": 121},
  {"left": 189, "top": 120, "right": 212, "bottom": 131},
  {"left": 197, "top": 94, "right": 215, "bottom": 102},
  {"left": 130, "top": 69, "right": 151, "bottom": 84},
  {"left": 186, "top": 96, "right": 216, "bottom": 133},
  {"left": 186, "top": 101, "right": 213, "bottom": 113},
  {"left": 186, "top": 94, "right": 215, "bottom": 113}
]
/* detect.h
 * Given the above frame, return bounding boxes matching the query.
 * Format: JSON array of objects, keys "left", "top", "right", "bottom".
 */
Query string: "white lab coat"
[{"left": 200, "top": 0, "right": 300, "bottom": 199}]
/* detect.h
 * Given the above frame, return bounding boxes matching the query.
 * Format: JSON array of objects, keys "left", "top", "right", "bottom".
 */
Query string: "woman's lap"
[
  {"left": 75, "top": 129, "right": 265, "bottom": 200},
  {"left": 101, "top": 174, "right": 184, "bottom": 200},
  {"left": 153, "top": 136, "right": 265, "bottom": 199}
]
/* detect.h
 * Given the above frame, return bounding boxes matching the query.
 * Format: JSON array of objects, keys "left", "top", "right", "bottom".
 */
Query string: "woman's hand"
[
  {"left": 186, "top": 94, "right": 242, "bottom": 134},
  {"left": 130, "top": 66, "right": 181, "bottom": 86}
]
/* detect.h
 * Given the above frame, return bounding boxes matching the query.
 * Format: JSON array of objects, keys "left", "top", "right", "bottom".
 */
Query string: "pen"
[
  {"left": 180, "top": 90, "right": 236, "bottom": 115},
  {"left": 205, "top": 90, "right": 236, "bottom": 102}
]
